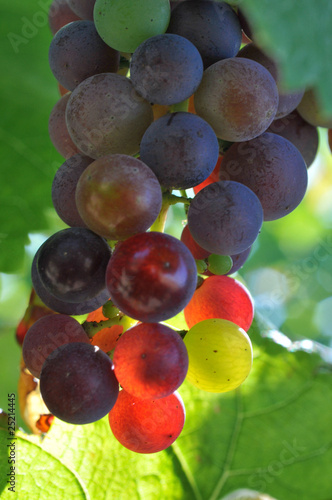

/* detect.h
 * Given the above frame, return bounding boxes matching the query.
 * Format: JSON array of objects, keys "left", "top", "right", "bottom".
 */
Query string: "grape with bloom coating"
[{"left": 184, "top": 318, "right": 253, "bottom": 392}]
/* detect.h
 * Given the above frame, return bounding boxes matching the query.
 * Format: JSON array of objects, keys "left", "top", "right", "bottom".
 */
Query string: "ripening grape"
[
  {"left": 184, "top": 275, "right": 254, "bottom": 331},
  {"left": 194, "top": 57, "right": 279, "bottom": 142},
  {"left": 22, "top": 315, "right": 90, "bottom": 378},
  {"left": 40, "top": 343, "right": 119, "bottom": 425},
  {"left": 109, "top": 390, "right": 185, "bottom": 453},
  {"left": 184, "top": 318, "right": 253, "bottom": 393},
  {"left": 297, "top": 89, "right": 332, "bottom": 128},
  {"left": 93, "top": 0, "right": 171, "bottom": 53},
  {"left": 113, "top": 323, "right": 188, "bottom": 400},
  {"left": 66, "top": 73, "right": 153, "bottom": 159},
  {"left": 75, "top": 154, "right": 162, "bottom": 240}
]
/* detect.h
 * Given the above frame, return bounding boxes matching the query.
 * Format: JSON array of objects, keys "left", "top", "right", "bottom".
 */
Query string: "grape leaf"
[
  {"left": 236, "top": 0, "right": 332, "bottom": 115},
  {"left": 0, "top": 430, "right": 89, "bottom": 499},
  {"left": 2, "top": 319, "right": 331, "bottom": 500}
]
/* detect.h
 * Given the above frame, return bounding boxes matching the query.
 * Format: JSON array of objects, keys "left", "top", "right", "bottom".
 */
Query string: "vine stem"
[{"left": 150, "top": 190, "right": 192, "bottom": 233}]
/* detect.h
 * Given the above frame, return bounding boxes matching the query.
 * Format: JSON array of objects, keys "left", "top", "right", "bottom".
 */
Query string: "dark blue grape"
[
  {"left": 130, "top": 34, "right": 203, "bottom": 105},
  {"left": 188, "top": 181, "right": 263, "bottom": 255},
  {"left": 140, "top": 112, "right": 219, "bottom": 189}
]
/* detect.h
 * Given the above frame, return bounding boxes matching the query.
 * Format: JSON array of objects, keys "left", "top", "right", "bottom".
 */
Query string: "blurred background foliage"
[{"left": 1, "top": 0, "right": 332, "bottom": 430}]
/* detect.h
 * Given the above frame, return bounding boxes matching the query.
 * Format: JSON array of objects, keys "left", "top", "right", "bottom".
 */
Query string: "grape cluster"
[{"left": 21, "top": 0, "right": 322, "bottom": 454}]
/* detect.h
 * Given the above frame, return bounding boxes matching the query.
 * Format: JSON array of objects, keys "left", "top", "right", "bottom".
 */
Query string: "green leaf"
[
  {"left": 0, "top": 0, "right": 63, "bottom": 272},
  {"left": 3, "top": 319, "right": 332, "bottom": 500},
  {"left": 237, "top": 0, "right": 332, "bottom": 115},
  {"left": 0, "top": 430, "right": 89, "bottom": 499}
]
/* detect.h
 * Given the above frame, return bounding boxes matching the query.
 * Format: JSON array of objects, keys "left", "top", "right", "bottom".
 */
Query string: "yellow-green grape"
[{"left": 184, "top": 318, "right": 253, "bottom": 393}]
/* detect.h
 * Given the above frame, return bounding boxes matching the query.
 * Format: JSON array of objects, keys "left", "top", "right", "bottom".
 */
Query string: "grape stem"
[{"left": 150, "top": 190, "right": 192, "bottom": 233}]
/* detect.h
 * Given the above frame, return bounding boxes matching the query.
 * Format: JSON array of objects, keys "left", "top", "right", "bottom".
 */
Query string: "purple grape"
[
  {"left": 35, "top": 227, "right": 111, "bottom": 303},
  {"left": 48, "top": 0, "right": 81, "bottom": 35},
  {"left": 139, "top": 112, "right": 219, "bottom": 189},
  {"left": 167, "top": 1, "right": 242, "bottom": 68},
  {"left": 268, "top": 110, "right": 319, "bottom": 167},
  {"left": 49, "top": 21, "right": 119, "bottom": 92},
  {"left": 188, "top": 181, "right": 263, "bottom": 255},
  {"left": 130, "top": 34, "right": 203, "bottom": 105},
  {"left": 49, "top": 93, "right": 82, "bottom": 159},
  {"left": 52, "top": 153, "right": 93, "bottom": 228},
  {"left": 23, "top": 315, "right": 90, "bottom": 378},
  {"left": 218, "top": 132, "right": 308, "bottom": 221},
  {"left": 40, "top": 342, "right": 119, "bottom": 424},
  {"left": 67, "top": 0, "right": 96, "bottom": 20},
  {"left": 31, "top": 248, "right": 109, "bottom": 315}
]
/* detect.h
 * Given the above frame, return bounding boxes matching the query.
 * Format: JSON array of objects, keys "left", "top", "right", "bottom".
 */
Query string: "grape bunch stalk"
[{"left": 19, "top": 0, "right": 323, "bottom": 454}]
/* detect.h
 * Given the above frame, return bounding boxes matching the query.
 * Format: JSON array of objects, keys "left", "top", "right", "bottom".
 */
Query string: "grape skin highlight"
[{"left": 184, "top": 318, "right": 253, "bottom": 393}]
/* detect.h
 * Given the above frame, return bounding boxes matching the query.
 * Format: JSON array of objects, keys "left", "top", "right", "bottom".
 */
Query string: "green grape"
[
  {"left": 184, "top": 318, "right": 253, "bottom": 393},
  {"left": 93, "top": 0, "right": 171, "bottom": 53}
]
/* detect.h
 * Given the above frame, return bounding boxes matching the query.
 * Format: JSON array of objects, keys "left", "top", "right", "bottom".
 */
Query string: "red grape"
[
  {"left": 109, "top": 390, "right": 185, "bottom": 453},
  {"left": 113, "top": 323, "right": 188, "bottom": 400},
  {"left": 106, "top": 232, "right": 197, "bottom": 322},
  {"left": 184, "top": 275, "right": 254, "bottom": 331}
]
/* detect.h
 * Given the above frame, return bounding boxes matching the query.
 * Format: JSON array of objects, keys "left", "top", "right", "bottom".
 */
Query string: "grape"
[
  {"left": 48, "top": 0, "right": 81, "bottom": 35},
  {"left": 49, "top": 21, "right": 120, "bottom": 92},
  {"left": 130, "top": 34, "right": 203, "bottom": 106},
  {"left": 139, "top": 112, "right": 219, "bottom": 190},
  {"left": 75, "top": 154, "right": 162, "bottom": 240},
  {"left": 22, "top": 315, "right": 90, "bottom": 378},
  {"left": 218, "top": 132, "right": 308, "bottom": 221},
  {"left": 52, "top": 153, "right": 93, "bottom": 228},
  {"left": 297, "top": 88, "right": 332, "bottom": 128},
  {"left": 67, "top": 0, "right": 96, "bottom": 20},
  {"left": 188, "top": 180, "right": 263, "bottom": 255},
  {"left": 184, "top": 273, "right": 254, "bottom": 330},
  {"left": 49, "top": 93, "right": 82, "bottom": 159},
  {"left": 268, "top": 110, "right": 319, "bottom": 168},
  {"left": 237, "top": 43, "right": 305, "bottom": 119},
  {"left": 194, "top": 58, "right": 279, "bottom": 142},
  {"left": 93, "top": 0, "right": 171, "bottom": 53},
  {"left": 167, "top": 1, "right": 242, "bottom": 68},
  {"left": 40, "top": 343, "right": 119, "bottom": 425},
  {"left": 184, "top": 318, "right": 253, "bottom": 392},
  {"left": 181, "top": 225, "right": 211, "bottom": 260},
  {"left": 35, "top": 227, "right": 111, "bottom": 303},
  {"left": 65, "top": 73, "right": 153, "bottom": 159},
  {"left": 31, "top": 248, "right": 109, "bottom": 315},
  {"left": 106, "top": 232, "right": 197, "bottom": 323},
  {"left": 113, "top": 323, "right": 188, "bottom": 400},
  {"left": 109, "top": 390, "right": 185, "bottom": 453}
]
